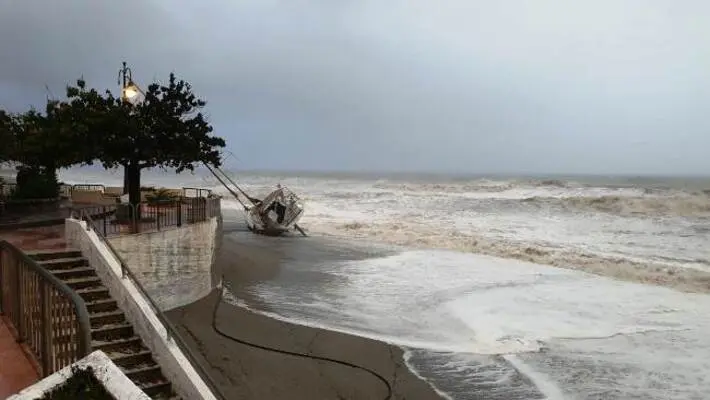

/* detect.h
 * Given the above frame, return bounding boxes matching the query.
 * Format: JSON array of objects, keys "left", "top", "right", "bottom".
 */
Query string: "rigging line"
[
  {"left": 211, "top": 281, "right": 392, "bottom": 400},
  {"left": 203, "top": 163, "right": 248, "bottom": 210},
  {"left": 213, "top": 166, "right": 259, "bottom": 205},
  {"left": 225, "top": 150, "right": 242, "bottom": 165}
]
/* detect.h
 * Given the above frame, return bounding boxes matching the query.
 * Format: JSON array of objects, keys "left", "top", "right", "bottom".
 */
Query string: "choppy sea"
[{"left": 60, "top": 168, "right": 710, "bottom": 399}]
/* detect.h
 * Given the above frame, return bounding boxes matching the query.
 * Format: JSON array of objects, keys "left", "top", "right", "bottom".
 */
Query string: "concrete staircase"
[{"left": 27, "top": 249, "right": 180, "bottom": 400}]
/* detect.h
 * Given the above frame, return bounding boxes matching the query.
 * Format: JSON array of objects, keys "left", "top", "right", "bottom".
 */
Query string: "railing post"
[
  {"left": 103, "top": 206, "right": 108, "bottom": 236},
  {"left": 40, "top": 284, "right": 51, "bottom": 375},
  {"left": 83, "top": 210, "right": 90, "bottom": 232},
  {"left": 0, "top": 246, "right": 4, "bottom": 316},
  {"left": 15, "top": 257, "right": 23, "bottom": 341},
  {"left": 156, "top": 202, "right": 161, "bottom": 231},
  {"left": 177, "top": 199, "right": 182, "bottom": 227},
  {"left": 131, "top": 204, "right": 138, "bottom": 234}
]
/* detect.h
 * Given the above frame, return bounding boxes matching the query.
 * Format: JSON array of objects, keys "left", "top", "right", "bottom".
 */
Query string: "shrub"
[
  {"left": 39, "top": 366, "right": 115, "bottom": 400},
  {"left": 12, "top": 166, "right": 59, "bottom": 199},
  {"left": 146, "top": 187, "right": 179, "bottom": 204}
]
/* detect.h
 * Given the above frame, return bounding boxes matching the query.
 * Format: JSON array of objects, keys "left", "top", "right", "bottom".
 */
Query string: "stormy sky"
[{"left": 1, "top": 0, "right": 708, "bottom": 176}]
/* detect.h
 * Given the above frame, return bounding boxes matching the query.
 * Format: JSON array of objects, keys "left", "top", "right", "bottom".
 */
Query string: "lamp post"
[{"left": 117, "top": 61, "right": 140, "bottom": 195}]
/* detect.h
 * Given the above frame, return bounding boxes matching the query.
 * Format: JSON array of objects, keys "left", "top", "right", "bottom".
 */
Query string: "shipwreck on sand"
[{"left": 206, "top": 165, "right": 306, "bottom": 236}]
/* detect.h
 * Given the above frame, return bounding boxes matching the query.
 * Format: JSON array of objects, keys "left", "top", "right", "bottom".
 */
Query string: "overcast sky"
[{"left": 1, "top": 0, "right": 708, "bottom": 175}]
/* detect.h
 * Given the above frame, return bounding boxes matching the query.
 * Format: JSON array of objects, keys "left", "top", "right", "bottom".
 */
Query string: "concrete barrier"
[
  {"left": 8, "top": 350, "right": 150, "bottom": 400},
  {"left": 71, "top": 190, "right": 118, "bottom": 205},
  {"left": 65, "top": 218, "right": 218, "bottom": 400},
  {"left": 107, "top": 218, "right": 221, "bottom": 311}
]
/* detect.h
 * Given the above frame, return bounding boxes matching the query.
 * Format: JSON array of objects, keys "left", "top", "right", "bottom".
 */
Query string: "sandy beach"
[{"left": 166, "top": 227, "right": 442, "bottom": 400}]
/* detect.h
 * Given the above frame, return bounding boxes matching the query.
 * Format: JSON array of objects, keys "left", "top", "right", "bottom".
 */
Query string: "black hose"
[{"left": 211, "top": 284, "right": 393, "bottom": 400}]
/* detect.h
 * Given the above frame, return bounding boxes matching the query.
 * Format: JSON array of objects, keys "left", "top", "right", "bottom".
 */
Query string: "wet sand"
[{"left": 166, "top": 227, "right": 442, "bottom": 400}]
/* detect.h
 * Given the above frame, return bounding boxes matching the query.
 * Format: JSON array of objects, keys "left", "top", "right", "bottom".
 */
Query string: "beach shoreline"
[{"left": 165, "top": 229, "right": 442, "bottom": 400}]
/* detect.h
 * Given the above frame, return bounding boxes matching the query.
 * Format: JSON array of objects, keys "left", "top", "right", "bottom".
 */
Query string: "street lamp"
[
  {"left": 118, "top": 61, "right": 142, "bottom": 102},
  {"left": 117, "top": 61, "right": 142, "bottom": 195}
]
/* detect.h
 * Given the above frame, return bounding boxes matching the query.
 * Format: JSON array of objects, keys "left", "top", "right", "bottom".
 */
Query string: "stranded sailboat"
[{"left": 205, "top": 165, "right": 306, "bottom": 236}]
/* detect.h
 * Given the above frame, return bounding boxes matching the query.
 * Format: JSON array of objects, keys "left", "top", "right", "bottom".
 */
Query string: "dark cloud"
[{"left": 1, "top": 0, "right": 709, "bottom": 175}]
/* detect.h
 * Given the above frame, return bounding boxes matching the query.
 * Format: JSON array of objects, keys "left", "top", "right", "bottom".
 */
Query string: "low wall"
[
  {"left": 9, "top": 351, "right": 149, "bottom": 400},
  {"left": 65, "top": 218, "right": 217, "bottom": 400},
  {"left": 107, "top": 217, "right": 221, "bottom": 311}
]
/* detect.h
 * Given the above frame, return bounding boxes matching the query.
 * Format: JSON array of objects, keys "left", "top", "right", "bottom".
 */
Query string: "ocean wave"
[
  {"left": 521, "top": 194, "right": 710, "bottom": 217},
  {"left": 372, "top": 180, "right": 515, "bottom": 194},
  {"left": 524, "top": 179, "right": 570, "bottom": 188},
  {"left": 311, "top": 220, "right": 710, "bottom": 293}
]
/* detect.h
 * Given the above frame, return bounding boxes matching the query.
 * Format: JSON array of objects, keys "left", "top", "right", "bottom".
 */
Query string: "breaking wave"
[
  {"left": 522, "top": 194, "right": 710, "bottom": 218},
  {"left": 307, "top": 220, "right": 710, "bottom": 294},
  {"left": 217, "top": 172, "right": 710, "bottom": 295}
]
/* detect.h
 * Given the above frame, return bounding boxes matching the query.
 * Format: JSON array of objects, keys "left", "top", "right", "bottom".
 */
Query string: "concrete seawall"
[{"left": 108, "top": 217, "right": 222, "bottom": 311}]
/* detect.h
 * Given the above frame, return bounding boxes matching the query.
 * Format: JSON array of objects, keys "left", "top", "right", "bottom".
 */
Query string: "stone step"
[
  {"left": 89, "top": 310, "right": 125, "bottom": 328},
  {"left": 17, "top": 239, "right": 68, "bottom": 252},
  {"left": 109, "top": 350, "right": 154, "bottom": 369},
  {"left": 51, "top": 266, "right": 96, "bottom": 280},
  {"left": 91, "top": 322, "right": 133, "bottom": 342},
  {"left": 31, "top": 248, "right": 181, "bottom": 399},
  {"left": 139, "top": 380, "right": 174, "bottom": 398},
  {"left": 92, "top": 336, "right": 143, "bottom": 355},
  {"left": 26, "top": 249, "right": 82, "bottom": 261},
  {"left": 124, "top": 364, "right": 164, "bottom": 385},
  {"left": 37, "top": 256, "right": 87, "bottom": 271},
  {"left": 86, "top": 298, "right": 118, "bottom": 314},
  {"left": 76, "top": 286, "right": 111, "bottom": 302},
  {"left": 63, "top": 276, "right": 102, "bottom": 290}
]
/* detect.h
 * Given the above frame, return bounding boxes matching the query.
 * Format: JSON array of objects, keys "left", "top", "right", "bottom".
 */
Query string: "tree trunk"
[
  {"left": 127, "top": 162, "right": 141, "bottom": 225},
  {"left": 122, "top": 163, "right": 129, "bottom": 195}
]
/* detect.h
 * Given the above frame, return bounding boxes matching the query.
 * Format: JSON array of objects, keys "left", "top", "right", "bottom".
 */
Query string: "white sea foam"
[
  {"left": 223, "top": 249, "right": 710, "bottom": 399},
  {"left": 59, "top": 169, "right": 710, "bottom": 398},
  {"left": 215, "top": 174, "right": 710, "bottom": 398},
  {"left": 208, "top": 173, "right": 710, "bottom": 292}
]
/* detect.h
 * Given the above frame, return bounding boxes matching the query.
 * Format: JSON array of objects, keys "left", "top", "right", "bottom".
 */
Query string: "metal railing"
[
  {"left": 72, "top": 205, "right": 227, "bottom": 400},
  {"left": 81, "top": 197, "right": 221, "bottom": 237},
  {"left": 72, "top": 184, "right": 106, "bottom": 193},
  {"left": 0, "top": 240, "right": 92, "bottom": 376},
  {"left": 182, "top": 187, "right": 213, "bottom": 198},
  {"left": 0, "top": 182, "right": 17, "bottom": 199}
]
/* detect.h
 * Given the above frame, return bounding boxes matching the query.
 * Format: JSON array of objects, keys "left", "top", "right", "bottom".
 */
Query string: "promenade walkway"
[
  {"left": 0, "top": 320, "right": 38, "bottom": 398},
  {"left": 0, "top": 223, "right": 66, "bottom": 397},
  {"left": 0, "top": 224, "right": 67, "bottom": 251}
]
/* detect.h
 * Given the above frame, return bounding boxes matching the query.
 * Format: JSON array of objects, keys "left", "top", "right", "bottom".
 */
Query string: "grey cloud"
[{"left": 1, "top": 0, "right": 709, "bottom": 175}]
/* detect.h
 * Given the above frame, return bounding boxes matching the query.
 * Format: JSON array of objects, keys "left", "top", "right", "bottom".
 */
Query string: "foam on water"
[
  {"left": 223, "top": 248, "right": 710, "bottom": 399},
  {"left": 59, "top": 169, "right": 710, "bottom": 397},
  {"left": 211, "top": 172, "right": 710, "bottom": 292}
]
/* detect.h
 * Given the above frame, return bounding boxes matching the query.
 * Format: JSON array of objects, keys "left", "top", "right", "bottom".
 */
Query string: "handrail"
[
  {"left": 73, "top": 208, "right": 227, "bottom": 400},
  {"left": 0, "top": 240, "right": 92, "bottom": 375},
  {"left": 182, "top": 187, "right": 213, "bottom": 198}
]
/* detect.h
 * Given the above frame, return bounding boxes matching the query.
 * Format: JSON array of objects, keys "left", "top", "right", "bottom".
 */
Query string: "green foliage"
[
  {"left": 39, "top": 366, "right": 115, "bottom": 400},
  {"left": 5, "top": 104, "right": 90, "bottom": 170},
  {"left": 1, "top": 70, "right": 225, "bottom": 208},
  {"left": 0, "top": 109, "right": 13, "bottom": 163},
  {"left": 63, "top": 73, "right": 225, "bottom": 172},
  {"left": 62, "top": 72, "right": 225, "bottom": 205},
  {"left": 13, "top": 165, "right": 59, "bottom": 199},
  {"left": 146, "top": 187, "right": 180, "bottom": 204}
]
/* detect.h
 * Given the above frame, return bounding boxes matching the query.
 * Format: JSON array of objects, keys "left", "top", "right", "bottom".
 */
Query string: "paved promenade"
[
  {"left": 0, "top": 223, "right": 66, "bottom": 397},
  {"left": 0, "top": 320, "right": 38, "bottom": 398}
]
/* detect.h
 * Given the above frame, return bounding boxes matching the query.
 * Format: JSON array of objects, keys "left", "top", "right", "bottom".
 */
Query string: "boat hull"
[{"left": 244, "top": 187, "right": 304, "bottom": 236}]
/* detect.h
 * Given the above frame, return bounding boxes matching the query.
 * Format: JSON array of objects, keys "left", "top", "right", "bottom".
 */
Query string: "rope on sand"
[{"left": 211, "top": 283, "right": 393, "bottom": 400}]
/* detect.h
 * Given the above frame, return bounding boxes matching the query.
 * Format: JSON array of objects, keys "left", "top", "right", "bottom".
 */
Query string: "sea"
[{"left": 58, "top": 167, "right": 710, "bottom": 400}]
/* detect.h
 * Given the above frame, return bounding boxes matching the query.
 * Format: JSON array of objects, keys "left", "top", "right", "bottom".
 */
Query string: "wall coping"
[{"left": 8, "top": 350, "right": 150, "bottom": 400}]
